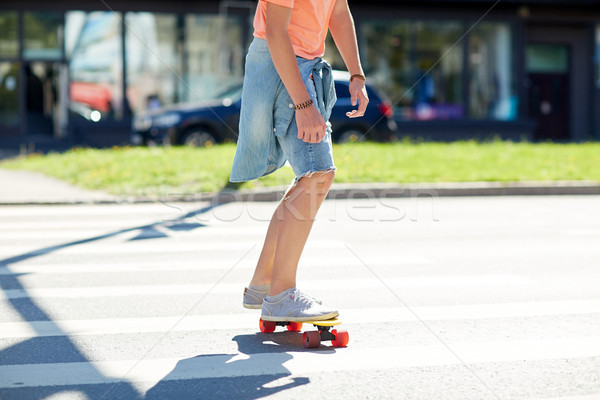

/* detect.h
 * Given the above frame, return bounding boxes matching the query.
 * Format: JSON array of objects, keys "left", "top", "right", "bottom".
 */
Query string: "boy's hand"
[
  {"left": 296, "top": 105, "right": 328, "bottom": 143},
  {"left": 346, "top": 80, "right": 369, "bottom": 118}
]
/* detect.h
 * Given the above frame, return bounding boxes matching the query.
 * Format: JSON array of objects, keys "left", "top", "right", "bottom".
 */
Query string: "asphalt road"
[{"left": 1, "top": 195, "right": 599, "bottom": 400}]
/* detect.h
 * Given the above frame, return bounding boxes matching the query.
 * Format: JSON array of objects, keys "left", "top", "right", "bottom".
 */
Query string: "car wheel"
[
  {"left": 182, "top": 128, "right": 217, "bottom": 147},
  {"left": 335, "top": 127, "right": 367, "bottom": 143}
]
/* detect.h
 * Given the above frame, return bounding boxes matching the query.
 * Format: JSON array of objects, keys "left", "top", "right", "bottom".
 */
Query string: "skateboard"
[{"left": 259, "top": 318, "right": 349, "bottom": 348}]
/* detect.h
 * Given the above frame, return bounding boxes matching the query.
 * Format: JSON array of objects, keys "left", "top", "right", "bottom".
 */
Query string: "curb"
[
  {"left": 2, "top": 181, "right": 599, "bottom": 206},
  {"left": 166, "top": 181, "right": 600, "bottom": 203}
]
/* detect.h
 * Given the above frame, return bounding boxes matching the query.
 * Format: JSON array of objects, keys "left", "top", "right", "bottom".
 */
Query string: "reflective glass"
[
  {"left": 413, "top": 21, "right": 464, "bottom": 120},
  {"left": 184, "top": 14, "right": 243, "bottom": 101},
  {"left": 361, "top": 21, "right": 411, "bottom": 106},
  {"left": 66, "top": 11, "right": 123, "bottom": 121},
  {"left": 25, "top": 62, "right": 67, "bottom": 136},
  {"left": 469, "top": 22, "right": 517, "bottom": 120},
  {"left": 0, "top": 62, "right": 20, "bottom": 126},
  {"left": 526, "top": 44, "right": 569, "bottom": 73},
  {"left": 361, "top": 20, "right": 464, "bottom": 121},
  {"left": 24, "top": 12, "right": 63, "bottom": 59},
  {"left": 125, "top": 12, "right": 178, "bottom": 114},
  {"left": 0, "top": 12, "right": 18, "bottom": 58},
  {"left": 596, "top": 25, "right": 600, "bottom": 88}
]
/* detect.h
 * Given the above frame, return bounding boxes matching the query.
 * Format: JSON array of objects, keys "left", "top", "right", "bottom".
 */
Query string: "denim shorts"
[
  {"left": 278, "top": 112, "right": 336, "bottom": 182},
  {"left": 230, "top": 38, "right": 336, "bottom": 183}
]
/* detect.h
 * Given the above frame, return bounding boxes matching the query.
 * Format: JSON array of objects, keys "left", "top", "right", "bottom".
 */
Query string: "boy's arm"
[
  {"left": 328, "top": 0, "right": 369, "bottom": 118},
  {"left": 266, "top": 3, "right": 328, "bottom": 143}
]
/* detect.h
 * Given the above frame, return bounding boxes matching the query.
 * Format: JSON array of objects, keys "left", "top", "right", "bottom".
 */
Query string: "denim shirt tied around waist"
[{"left": 229, "top": 39, "right": 336, "bottom": 183}]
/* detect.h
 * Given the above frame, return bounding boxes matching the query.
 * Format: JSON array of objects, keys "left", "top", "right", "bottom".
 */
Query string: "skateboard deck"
[
  {"left": 302, "top": 318, "right": 342, "bottom": 327},
  {"left": 258, "top": 318, "right": 349, "bottom": 348}
]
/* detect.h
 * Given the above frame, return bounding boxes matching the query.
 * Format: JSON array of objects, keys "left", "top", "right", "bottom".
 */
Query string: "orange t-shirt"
[{"left": 253, "top": 0, "right": 336, "bottom": 60}]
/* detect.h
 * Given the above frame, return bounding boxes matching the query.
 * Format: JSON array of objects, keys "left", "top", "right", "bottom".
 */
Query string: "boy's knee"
[
  {"left": 323, "top": 170, "right": 335, "bottom": 187},
  {"left": 306, "top": 169, "right": 335, "bottom": 188}
]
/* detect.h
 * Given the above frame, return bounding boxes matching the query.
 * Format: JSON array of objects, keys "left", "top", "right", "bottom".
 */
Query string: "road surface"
[{"left": 1, "top": 195, "right": 599, "bottom": 399}]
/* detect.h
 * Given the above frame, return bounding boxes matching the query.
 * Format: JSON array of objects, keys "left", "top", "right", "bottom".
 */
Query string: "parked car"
[{"left": 131, "top": 72, "right": 397, "bottom": 146}]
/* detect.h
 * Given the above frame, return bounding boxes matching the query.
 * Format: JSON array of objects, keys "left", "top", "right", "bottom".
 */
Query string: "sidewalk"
[
  {"left": 0, "top": 169, "right": 119, "bottom": 205},
  {"left": 1, "top": 168, "right": 599, "bottom": 205}
]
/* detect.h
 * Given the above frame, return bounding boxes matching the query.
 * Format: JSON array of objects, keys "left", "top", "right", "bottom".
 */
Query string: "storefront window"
[
  {"left": 0, "top": 12, "right": 19, "bottom": 58},
  {"left": 125, "top": 12, "right": 178, "bottom": 114},
  {"left": 0, "top": 62, "right": 20, "bottom": 126},
  {"left": 526, "top": 43, "right": 568, "bottom": 73},
  {"left": 24, "top": 12, "right": 63, "bottom": 60},
  {"left": 469, "top": 22, "right": 516, "bottom": 120},
  {"left": 66, "top": 11, "right": 124, "bottom": 121},
  {"left": 413, "top": 21, "right": 464, "bottom": 120},
  {"left": 361, "top": 21, "right": 411, "bottom": 107},
  {"left": 184, "top": 14, "right": 244, "bottom": 101},
  {"left": 595, "top": 25, "right": 600, "bottom": 88},
  {"left": 361, "top": 19, "right": 464, "bottom": 121}
]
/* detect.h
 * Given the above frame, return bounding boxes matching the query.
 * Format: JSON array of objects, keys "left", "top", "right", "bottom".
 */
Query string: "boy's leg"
[
  {"left": 246, "top": 168, "right": 333, "bottom": 309},
  {"left": 250, "top": 170, "right": 334, "bottom": 289},
  {"left": 243, "top": 194, "right": 281, "bottom": 308},
  {"left": 268, "top": 170, "right": 334, "bottom": 295},
  {"left": 248, "top": 208, "right": 279, "bottom": 287}
]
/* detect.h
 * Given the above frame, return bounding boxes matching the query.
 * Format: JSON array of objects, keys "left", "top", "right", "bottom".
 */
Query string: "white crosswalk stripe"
[
  {"left": 2, "top": 300, "right": 600, "bottom": 340},
  {"left": 2, "top": 336, "right": 599, "bottom": 390},
  {"left": 1, "top": 201, "right": 600, "bottom": 399},
  {"left": 0, "top": 275, "right": 530, "bottom": 300},
  {"left": 0, "top": 255, "right": 431, "bottom": 276}
]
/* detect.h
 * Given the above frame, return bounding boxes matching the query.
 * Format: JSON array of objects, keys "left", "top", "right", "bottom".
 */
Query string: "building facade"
[{"left": 0, "top": 0, "right": 599, "bottom": 150}]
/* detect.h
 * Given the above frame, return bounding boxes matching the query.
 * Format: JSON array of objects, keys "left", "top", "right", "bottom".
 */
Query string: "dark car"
[
  {"left": 329, "top": 70, "right": 397, "bottom": 142},
  {"left": 131, "top": 72, "right": 397, "bottom": 146}
]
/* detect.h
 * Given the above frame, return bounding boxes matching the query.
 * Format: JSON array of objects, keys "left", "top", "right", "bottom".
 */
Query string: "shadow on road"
[
  {"left": 0, "top": 201, "right": 234, "bottom": 399},
  {"left": 146, "top": 333, "right": 321, "bottom": 399},
  {"left": 0, "top": 202, "right": 221, "bottom": 266}
]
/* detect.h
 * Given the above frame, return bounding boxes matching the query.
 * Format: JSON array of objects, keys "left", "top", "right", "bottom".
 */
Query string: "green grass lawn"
[{"left": 1, "top": 141, "right": 599, "bottom": 196}]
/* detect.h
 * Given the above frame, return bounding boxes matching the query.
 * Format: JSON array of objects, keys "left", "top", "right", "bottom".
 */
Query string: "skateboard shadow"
[{"left": 144, "top": 333, "right": 331, "bottom": 399}]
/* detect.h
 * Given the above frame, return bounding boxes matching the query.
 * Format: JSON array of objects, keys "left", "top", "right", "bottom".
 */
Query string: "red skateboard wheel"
[
  {"left": 259, "top": 318, "right": 276, "bottom": 333},
  {"left": 331, "top": 329, "right": 349, "bottom": 347},
  {"left": 302, "top": 331, "right": 321, "bottom": 348}
]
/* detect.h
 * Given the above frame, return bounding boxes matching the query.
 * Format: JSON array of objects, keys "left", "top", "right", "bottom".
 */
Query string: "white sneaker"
[
  {"left": 243, "top": 285, "right": 270, "bottom": 309},
  {"left": 243, "top": 285, "right": 322, "bottom": 309},
  {"left": 261, "top": 288, "right": 338, "bottom": 322}
]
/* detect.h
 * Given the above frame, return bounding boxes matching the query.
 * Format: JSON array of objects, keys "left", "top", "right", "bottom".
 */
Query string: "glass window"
[
  {"left": 184, "top": 14, "right": 244, "bottom": 101},
  {"left": 66, "top": 11, "right": 124, "bottom": 121},
  {"left": 413, "top": 21, "right": 464, "bottom": 120},
  {"left": 125, "top": 12, "right": 178, "bottom": 114},
  {"left": 359, "top": 20, "right": 412, "bottom": 111},
  {"left": 361, "top": 20, "right": 411, "bottom": 107},
  {"left": 360, "top": 19, "right": 464, "bottom": 121},
  {"left": 0, "top": 62, "right": 20, "bottom": 126},
  {"left": 526, "top": 43, "right": 569, "bottom": 73},
  {"left": 596, "top": 25, "right": 600, "bottom": 88},
  {"left": 0, "top": 12, "right": 19, "bottom": 58},
  {"left": 469, "top": 22, "right": 517, "bottom": 120},
  {"left": 25, "top": 62, "right": 68, "bottom": 137},
  {"left": 24, "top": 12, "right": 63, "bottom": 59}
]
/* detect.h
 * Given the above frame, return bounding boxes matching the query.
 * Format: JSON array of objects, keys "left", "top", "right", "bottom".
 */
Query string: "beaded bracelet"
[
  {"left": 350, "top": 74, "right": 366, "bottom": 83},
  {"left": 293, "top": 99, "right": 313, "bottom": 111}
]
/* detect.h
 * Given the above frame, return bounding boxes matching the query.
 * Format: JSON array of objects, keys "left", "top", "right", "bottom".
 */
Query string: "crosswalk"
[
  {"left": 1, "top": 198, "right": 600, "bottom": 399},
  {"left": 3, "top": 336, "right": 600, "bottom": 390}
]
